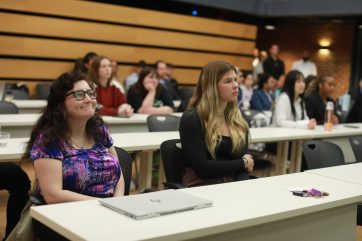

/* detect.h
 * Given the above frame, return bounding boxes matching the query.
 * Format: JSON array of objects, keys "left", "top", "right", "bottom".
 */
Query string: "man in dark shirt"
[{"left": 263, "top": 44, "right": 285, "bottom": 91}]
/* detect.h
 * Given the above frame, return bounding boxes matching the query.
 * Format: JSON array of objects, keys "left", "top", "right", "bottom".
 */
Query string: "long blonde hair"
[{"left": 189, "top": 60, "right": 249, "bottom": 158}]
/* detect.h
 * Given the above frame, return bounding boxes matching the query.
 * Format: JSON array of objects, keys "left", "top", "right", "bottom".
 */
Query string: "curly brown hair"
[{"left": 23, "top": 72, "right": 104, "bottom": 160}]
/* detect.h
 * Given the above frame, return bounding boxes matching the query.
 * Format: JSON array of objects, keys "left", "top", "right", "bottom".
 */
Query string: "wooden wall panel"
[
  {"left": 0, "top": 59, "right": 72, "bottom": 79},
  {"left": 0, "top": 13, "right": 255, "bottom": 55},
  {"left": 0, "top": 0, "right": 257, "bottom": 87},
  {"left": 0, "top": 0, "right": 257, "bottom": 39},
  {"left": 0, "top": 59, "right": 200, "bottom": 86},
  {"left": 0, "top": 36, "right": 253, "bottom": 69}
]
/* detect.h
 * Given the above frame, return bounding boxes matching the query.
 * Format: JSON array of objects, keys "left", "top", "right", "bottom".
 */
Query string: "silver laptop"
[{"left": 99, "top": 189, "right": 212, "bottom": 220}]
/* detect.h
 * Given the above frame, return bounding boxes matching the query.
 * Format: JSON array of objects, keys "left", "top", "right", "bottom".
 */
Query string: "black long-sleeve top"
[
  {"left": 305, "top": 91, "right": 338, "bottom": 125},
  {"left": 179, "top": 108, "right": 249, "bottom": 180}
]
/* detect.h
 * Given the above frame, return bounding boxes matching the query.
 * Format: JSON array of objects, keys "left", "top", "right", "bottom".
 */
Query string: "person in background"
[
  {"left": 273, "top": 70, "right": 316, "bottom": 129},
  {"left": 263, "top": 44, "right": 285, "bottom": 91},
  {"left": 252, "top": 48, "right": 264, "bottom": 81},
  {"left": 73, "top": 51, "right": 97, "bottom": 75},
  {"left": 235, "top": 68, "right": 244, "bottom": 108},
  {"left": 291, "top": 51, "right": 317, "bottom": 78},
  {"left": 125, "top": 60, "right": 146, "bottom": 91},
  {"left": 179, "top": 60, "right": 253, "bottom": 187},
  {"left": 155, "top": 60, "right": 180, "bottom": 101},
  {"left": 346, "top": 94, "right": 362, "bottom": 123},
  {"left": 127, "top": 67, "right": 174, "bottom": 114},
  {"left": 24, "top": 73, "right": 124, "bottom": 240},
  {"left": 110, "top": 60, "right": 125, "bottom": 94},
  {"left": 305, "top": 75, "right": 339, "bottom": 125},
  {"left": 250, "top": 73, "right": 276, "bottom": 111},
  {"left": 304, "top": 75, "right": 318, "bottom": 97},
  {"left": 346, "top": 80, "right": 362, "bottom": 123},
  {"left": 88, "top": 56, "right": 133, "bottom": 117},
  {"left": 166, "top": 63, "right": 181, "bottom": 100},
  {"left": 0, "top": 163, "right": 30, "bottom": 240},
  {"left": 239, "top": 72, "right": 254, "bottom": 110}
]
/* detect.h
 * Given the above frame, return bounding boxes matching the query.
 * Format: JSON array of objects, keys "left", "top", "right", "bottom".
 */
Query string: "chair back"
[
  {"left": 0, "top": 101, "right": 19, "bottom": 114},
  {"left": 11, "top": 89, "right": 30, "bottom": 100},
  {"left": 178, "top": 86, "right": 195, "bottom": 101},
  {"left": 114, "top": 147, "right": 133, "bottom": 195},
  {"left": 160, "top": 139, "right": 185, "bottom": 185},
  {"left": 36, "top": 84, "right": 51, "bottom": 99},
  {"left": 349, "top": 136, "right": 362, "bottom": 162},
  {"left": 302, "top": 140, "right": 345, "bottom": 170},
  {"left": 146, "top": 115, "right": 180, "bottom": 132}
]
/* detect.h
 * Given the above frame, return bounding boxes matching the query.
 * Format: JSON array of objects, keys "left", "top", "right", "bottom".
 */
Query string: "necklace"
[{"left": 70, "top": 138, "right": 86, "bottom": 149}]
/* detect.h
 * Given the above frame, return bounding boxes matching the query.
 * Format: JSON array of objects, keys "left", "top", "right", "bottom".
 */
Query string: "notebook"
[{"left": 99, "top": 189, "right": 212, "bottom": 220}]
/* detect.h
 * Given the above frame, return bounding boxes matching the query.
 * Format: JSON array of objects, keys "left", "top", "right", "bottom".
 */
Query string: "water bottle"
[{"left": 324, "top": 101, "right": 334, "bottom": 131}]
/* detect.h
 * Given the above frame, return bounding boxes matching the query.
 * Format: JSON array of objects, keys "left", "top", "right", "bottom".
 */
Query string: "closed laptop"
[{"left": 99, "top": 189, "right": 212, "bottom": 220}]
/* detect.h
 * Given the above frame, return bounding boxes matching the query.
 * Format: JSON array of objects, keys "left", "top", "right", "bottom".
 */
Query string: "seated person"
[
  {"left": 305, "top": 75, "right": 339, "bottom": 125},
  {"left": 127, "top": 67, "right": 174, "bottom": 114},
  {"left": 250, "top": 73, "right": 276, "bottom": 111},
  {"left": 179, "top": 60, "right": 254, "bottom": 187},
  {"left": 125, "top": 60, "right": 146, "bottom": 91},
  {"left": 88, "top": 56, "right": 133, "bottom": 117},
  {"left": 239, "top": 72, "right": 254, "bottom": 110},
  {"left": 0, "top": 163, "right": 30, "bottom": 240},
  {"left": 273, "top": 70, "right": 316, "bottom": 129},
  {"left": 23, "top": 73, "right": 125, "bottom": 240},
  {"left": 346, "top": 95, "right": 362, "bottom": 123},
  {"left": 156, "top": 60, "right": 180, "bottom": 101}
]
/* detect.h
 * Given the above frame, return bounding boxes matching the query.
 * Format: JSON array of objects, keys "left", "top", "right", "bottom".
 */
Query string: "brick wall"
[{"left": 257, "top": 23, "right": 355, "bottom": 98}]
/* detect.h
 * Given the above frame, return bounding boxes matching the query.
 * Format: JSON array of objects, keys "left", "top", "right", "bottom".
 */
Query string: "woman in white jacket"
[{"left": 273, "top": 70, "right": 316, "bottom": 129}]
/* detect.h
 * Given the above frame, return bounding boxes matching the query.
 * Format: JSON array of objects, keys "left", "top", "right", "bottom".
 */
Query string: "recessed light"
[{"left": 265, "top": 25, "right": 275, "bottom": 30}]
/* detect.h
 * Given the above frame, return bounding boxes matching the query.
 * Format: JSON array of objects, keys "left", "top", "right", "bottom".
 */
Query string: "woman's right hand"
[
  {"left": 308, "top": 118, "right": 317, "bottom": 129},
  {"left": 243, "top": 154, "right": 254, "bottom": 172},
  {"left": 144, "top": 83, "right": 156, "bottom": 92}
]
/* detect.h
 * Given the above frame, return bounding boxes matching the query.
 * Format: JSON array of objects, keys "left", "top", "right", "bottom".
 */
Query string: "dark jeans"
[{"left": 0, "top": 163, "right": 30, "bottom": 240}]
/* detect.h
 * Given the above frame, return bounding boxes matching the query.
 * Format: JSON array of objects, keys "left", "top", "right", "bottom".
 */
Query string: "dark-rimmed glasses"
[{"left": 66, "top": 89, "right": 97, "bottom": 101}]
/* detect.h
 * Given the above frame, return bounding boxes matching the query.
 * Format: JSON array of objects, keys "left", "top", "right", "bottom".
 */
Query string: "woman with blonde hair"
[{"left": 179, "top": 60, "right": 254, "bottom": 187}]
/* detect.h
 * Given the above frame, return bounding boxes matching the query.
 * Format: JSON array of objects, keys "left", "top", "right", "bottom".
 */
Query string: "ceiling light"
[{"left": 265, "top": 25, "right": 275, "bottom": 30}]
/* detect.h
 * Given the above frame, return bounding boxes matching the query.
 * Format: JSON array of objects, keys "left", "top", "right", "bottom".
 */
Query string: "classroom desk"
[
  {"left": 2, "top": 125, "right": 362, "bottom": 188},
  {"left": 6, "top": 100, "right": 180, "bottom": 114},
  {"left": 288, "top": 124, "right": 362, "bottom": 173},
  {"left": 30, "top": 172, "right": 362, "bottom": 241},
  {"left": 11, "top": 100, "right": 47, "bottom": 114},
  {"left": 306, "top": 162, "right": 362, "bottom": 185},
  {"left": 0, "top": 113, "right": 150, "bottom": 138},
  {"left": 0, "top": 113, "right": 185, "bottom": 138}
]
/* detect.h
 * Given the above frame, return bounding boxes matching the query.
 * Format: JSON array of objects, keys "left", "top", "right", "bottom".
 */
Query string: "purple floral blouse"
[{"left": 30, "top": 125, "right": 121, "bottom": 197}]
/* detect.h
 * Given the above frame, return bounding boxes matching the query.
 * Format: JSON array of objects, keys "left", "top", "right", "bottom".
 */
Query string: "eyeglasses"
[{"left": 65, "top": 89, "right": 97, "bottom": 101}]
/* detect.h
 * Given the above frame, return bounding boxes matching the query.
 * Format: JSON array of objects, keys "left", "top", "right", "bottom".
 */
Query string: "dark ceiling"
[{"left": 170, "top": 0, "right": 362, "bottom": 17}]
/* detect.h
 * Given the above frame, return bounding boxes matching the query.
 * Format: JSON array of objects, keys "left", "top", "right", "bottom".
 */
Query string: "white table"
[
  {"left": 306, "top": 162, "right": 362, "bottom": 185},
  {"left": 11, "top": 100, "right": 47, "bottom": 114},
  {"left": 0, "top": 113, "right": 185, "bottom": 138},
  {"left": 30, "top": 172, "right": 362, "bottom": 241},
  {"left": 0, "top": 114, "right": 151, "bottom": 138},
  {"left": 8, "top": 100, "right": 181, "bottom": 114}
]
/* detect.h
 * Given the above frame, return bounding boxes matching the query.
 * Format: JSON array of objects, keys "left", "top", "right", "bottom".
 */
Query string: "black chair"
[
  {"left": 160, "top": 139, "right": 186, "bottom": 189},
  {"left": 349, "top": 136, "right": 362, "bottom": 163},
  {"left": 114, "top": 146, "right": 133, "bottom": 195},
  {"left": 178, "top": 86, "right": 195, "bottom": 101},
  {"left": 11, "top": 89, "right": 30, "bottom": 100},
  {"left": 302, "top": 140, "right": 345, "bottom": 170},
  {"left": 0, "top": 101, "right": 19, "bottom": 114},
  {"left": 146, "top": 114, "right": 180, "bottom": 132},
  {"left": 36, "top": 84, "right": 51, "bottom": 99}
]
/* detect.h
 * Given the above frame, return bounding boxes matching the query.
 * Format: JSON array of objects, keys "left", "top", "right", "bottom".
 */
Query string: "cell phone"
[{"left": 344, "top": 125, "right": 360, "bottom": 129}]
